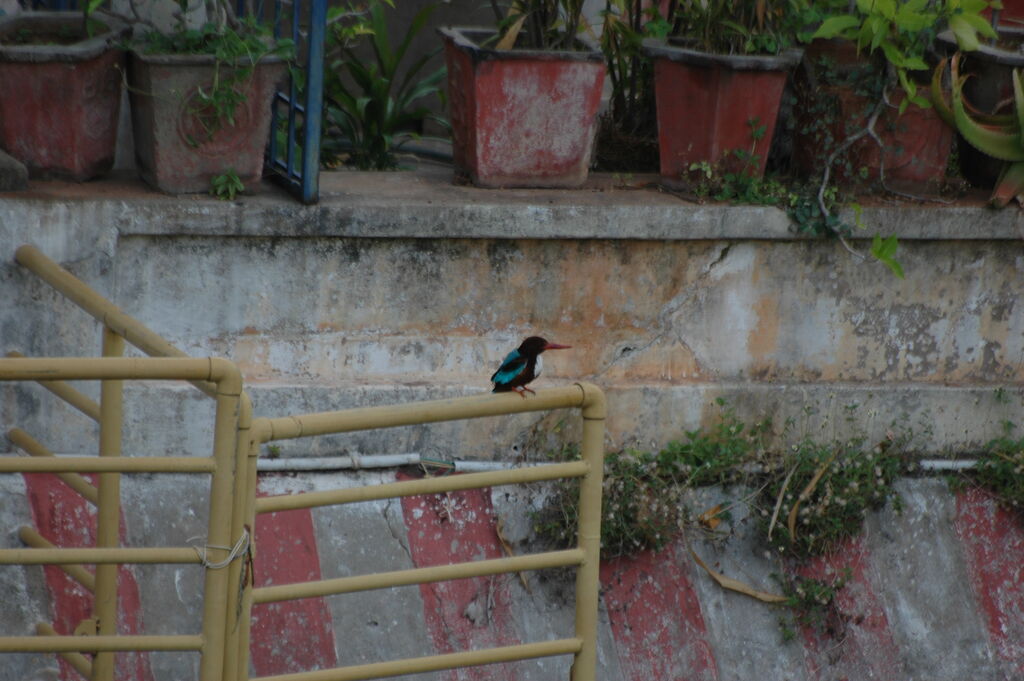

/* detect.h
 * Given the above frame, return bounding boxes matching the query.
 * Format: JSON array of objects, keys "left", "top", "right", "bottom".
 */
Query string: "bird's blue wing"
[{"left": 491, "top": 350, "right": 527, "bottom": 385}]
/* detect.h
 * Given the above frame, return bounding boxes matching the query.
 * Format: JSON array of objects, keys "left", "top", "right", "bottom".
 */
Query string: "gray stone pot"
[
  {"left": 0, "top": 12, "right": 129, "bottom": 180},
  {"left": 128, "top": 49, "right": 287, "bottom": 194}
]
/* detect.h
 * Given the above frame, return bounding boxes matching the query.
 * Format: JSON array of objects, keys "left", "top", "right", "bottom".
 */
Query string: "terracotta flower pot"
[
  {"left": 438, "top": 27, "right": 606, "bottom": 188},
  {"left": 128, "top": 50, "right": 287, "bottom": 194},
  {"left": 0, "top": 12, "right": 129, "bottom": 181},
  {"left": 642, "top": 38, "right": 802, "bottom": 187},
  {"left": 793, "top": 85, "right": 953, "bottom": 193}
]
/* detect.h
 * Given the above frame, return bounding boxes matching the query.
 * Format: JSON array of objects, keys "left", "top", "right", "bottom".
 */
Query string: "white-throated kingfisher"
[{"left": 491, "top": 336, "right": 571, "bottom": 397}]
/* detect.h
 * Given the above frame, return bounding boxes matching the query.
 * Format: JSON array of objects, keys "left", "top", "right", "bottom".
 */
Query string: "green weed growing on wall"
[
  {"left": 756, "top": 435, "right": 905, "bottom": 559},
  {"left": 962, "top": 421, "right": 1024, "bottom": 513},
  {"left": 533, "top": 400, "right": 769, "bottom": 556},
  {"left": 775, "top": 569, "right": 851, "bottom": 642}
]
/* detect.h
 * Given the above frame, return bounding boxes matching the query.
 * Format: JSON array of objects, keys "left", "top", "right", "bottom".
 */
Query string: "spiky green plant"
[{"left": 932, "top": 53, "right": 1024, "bottom": 207}]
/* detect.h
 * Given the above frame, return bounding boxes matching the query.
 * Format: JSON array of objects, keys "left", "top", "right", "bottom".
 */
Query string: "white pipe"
[
  {"left": 13, "top": 453, "right": 980, "bottom": 473},
  {"left": 256, "top": 454, "right": 421, "bottom": 471},
  {"left": 254, "top": 453, "right": 543, "bottom": 473},
  {"left": 917, "top": 459, "right": 978, "bottom": 471}
]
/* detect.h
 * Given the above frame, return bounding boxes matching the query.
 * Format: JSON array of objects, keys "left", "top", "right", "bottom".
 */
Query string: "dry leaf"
[
  {"left": 698, "top": 504, "right": 724, "bottom": 530},
  {"left": 690, "top": 548, "right": 788, "bottom": 604},
  {"left": 768, "top": 464, "right": 798, "bottom": 541},
  {"left": 496, "top": 12, "right": 527, "bottom": 51},
  {"left": 787, "top": 451, "right": 837, "bottom": 544},
  {"left": 496, "top": 517, "right": 531, "bottom": 594}
]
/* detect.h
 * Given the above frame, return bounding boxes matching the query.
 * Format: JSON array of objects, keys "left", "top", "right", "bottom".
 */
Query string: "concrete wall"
[{"left": 1, "top": 167, "right": 1023, "bottom": 680}]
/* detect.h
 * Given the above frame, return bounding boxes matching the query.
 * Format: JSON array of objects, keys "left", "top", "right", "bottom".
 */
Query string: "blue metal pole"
[{"left": 299, "top": 0, "right": 327, "bottom": 203}]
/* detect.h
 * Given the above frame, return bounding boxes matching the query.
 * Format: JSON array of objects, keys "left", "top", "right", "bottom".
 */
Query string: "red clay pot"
[
  {"left": 128, "top": 50, "right": 286, "bottom": 194},
  {"left": 793, "top": 86, "right": 953, "bottom": 193},
  {"left": 643, "top": 38, "right": 802, "bottom": 186},
  {"left": 0, "top": 12, "right": 128, "bottom": 181},
  {"left": 985, "top": 0, "right": 1024, "bottom": 24},
  {"left": 439, "top": 27, "right": 606, "bottom": 188}
]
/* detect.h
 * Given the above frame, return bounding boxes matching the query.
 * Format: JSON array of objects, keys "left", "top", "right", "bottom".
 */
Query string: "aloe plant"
[{"left": 932, "top": 53, "right": 1024, "bottom": 207}]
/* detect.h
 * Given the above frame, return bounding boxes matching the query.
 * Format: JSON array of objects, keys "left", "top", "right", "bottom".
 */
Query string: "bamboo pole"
[
  {"left": 255, "top": 461, "right": 588, "bottom": 514},
  {"left": 0, "top": 456, "right": 216, "bottom": 474},
  {"left": 6, "top": 351, "right": 101, "bottom": 421},
  {"left": 13, "top": 244, "right": 220, "bottom": 398},
  {"left": 7, "top": 428, "right": 99, "bottom": 504},
  {"left": 196, "top": 387, "right": 242, "bottom": 681},
  {"left": 0, "top": 634, "right": 204, "bottom": 653},
  {"left": 92, "top": 328, "right": 125, "bottom": 681},
  {"left": 0, "top": 356, "right": 230, "bottom": 383},
  {"left": 252, "top": 639, "right": 584, "bottom": 681},
  {"left": 254, "top": 549, "right": 585, "bottom": 604},
  {"left": 34, "top": 623, "right": 93, "bottom": 678},
  {"left": 571, "top": 382, "right": 606, "bottom": 681},
  {"left": 221, "top": 393, "right": 254, "bottom": 681},
  {"left": 0, "top": 546, "right": 200, "bottom": 565},
  {"left": 19, "top": 527, "right": 96, "bottom": 592},
  {"left": 261, "top": 385, "right": 588, "bottom": 441}
]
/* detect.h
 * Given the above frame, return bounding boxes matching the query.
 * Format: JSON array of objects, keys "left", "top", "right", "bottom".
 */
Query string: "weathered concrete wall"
[
  {"left": 2, "top": 167, "right": 1022, "bottom": 456},
  {"left": 1, "top": 168, "right": 1023, "bottom": 680}
]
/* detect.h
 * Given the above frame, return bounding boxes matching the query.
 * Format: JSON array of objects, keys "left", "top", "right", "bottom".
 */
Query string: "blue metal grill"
[{"left": 264, "top": 0, "right": 326, "bottom": 204}]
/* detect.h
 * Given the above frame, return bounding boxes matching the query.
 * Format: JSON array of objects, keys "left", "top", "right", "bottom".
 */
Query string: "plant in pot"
[
  {"left": 935, "top": 14, "right": 1024, "bottom": 189},
  {"left": 321, "top": 0, "right": 449, "bottom": 171},
  {"left": 438, "top": 0, "right": 607, "bottom": 187},
  {"left": 126, "top": 0, "right": 294, "bottom": 195},
  {"left": 641, "top": 0, "right": 806, "bottom": 190},
  {"left": 797, "top": 0, "right": 996, "bottom": 195},
  {"left": 0, "top": 1, "right": 130, "bottom": 181},
  {"left": 593, "top": 0, "right": 670, "bottom": 172},
  {"left": 931, "top": 52, "right": 1024, "bottom": 206}
]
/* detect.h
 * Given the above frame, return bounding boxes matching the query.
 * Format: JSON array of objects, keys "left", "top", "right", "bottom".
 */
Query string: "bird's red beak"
[{"left": 543, "top": 342, "right": 571, "bottom": 350}]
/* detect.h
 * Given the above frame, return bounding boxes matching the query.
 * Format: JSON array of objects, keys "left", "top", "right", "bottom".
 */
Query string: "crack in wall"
[
  {"left": 593, "top": 243, "right": 733, "bottom": 379},
  {"left": 381, "top": 498, "right": 413, "bottom": 563}
]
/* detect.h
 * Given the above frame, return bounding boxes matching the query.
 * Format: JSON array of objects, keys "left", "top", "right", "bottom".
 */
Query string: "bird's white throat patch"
[{"left": 535, "top": 355, "right": 542, "bottom": 378}]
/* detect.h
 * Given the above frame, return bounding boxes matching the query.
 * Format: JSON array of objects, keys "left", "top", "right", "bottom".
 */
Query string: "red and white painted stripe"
[{"left": 15, "top": 473, "right": 1024, "bottom": 681}]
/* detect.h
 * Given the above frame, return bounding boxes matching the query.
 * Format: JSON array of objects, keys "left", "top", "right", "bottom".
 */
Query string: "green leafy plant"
[
  {"left": 82, "top": 0, "right": 106, "bottom": 37},
  {"left": 795, "top": 0, "right": 995, "bottom": 270},
  {"left": 870, "top": 234, "right": 903, "bottom": 278},
  {"left": 534, "top": 399, "right": 769, "bottom": 556},
  {"left": 687, "top": 155, "right": 781, "bottom": 202},
  {"left": 210, "top": 169, "right": 244, "bottom": 200},
  {"left": 532, "top": 446, "right": 687, "bottom": 557},
  {"left": 967, "top": 421, "right": 1024, "bottom": 512},
  {"left": 532, "top": 399, "right": 916, "bottom": 645},
  {"left": 810, "top": 0, "right": 996, "bottom": 112},
  {"left": 322, "top": 1, "right": 448, "bottom": 170},
  {"left": 757, "top": 435, "right": 905, "bottom": 558},
  {"left": 932, "top": 53, "right": 1024, "bottom": 207},
  {"left": 493, "top": 0, "right": 590, "bottom": 51},
  {"left": 127, "top": 1, "right": 294, "bottom": 145},
  {"left": 665, "top": 0, "right": 808, "bottom": 55},
  {"left": 683, "top": 119, "right": 799, "bottom": 205},
  {"left": 656, "top": 398, "right": 772, "bottom": 487},
  {"left": 595, "top": 0, "right": 669, "bottom": 170},
  {"left": 776, "top": 569, "right": 851, "bottom": 640}
]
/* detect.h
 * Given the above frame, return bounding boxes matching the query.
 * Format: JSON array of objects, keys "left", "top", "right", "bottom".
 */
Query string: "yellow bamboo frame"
[
  {"left": 0, "top": 357, "right": 242, "bottom": 681},
  {"left": 235, "top": 382, "right": 607, "bottom": 681},
  {"left": 6, "top": 244, "right": 607, "bottom": 681}
]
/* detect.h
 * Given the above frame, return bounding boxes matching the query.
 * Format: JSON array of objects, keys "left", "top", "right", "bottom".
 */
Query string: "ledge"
[{"left": 1, "top": 162, "right": 1021, "bottom": 242}]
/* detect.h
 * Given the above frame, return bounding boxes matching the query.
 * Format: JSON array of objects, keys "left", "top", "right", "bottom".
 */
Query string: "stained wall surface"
[{"left": 1, "top": 169, "right": 1022, "bottom": 680}]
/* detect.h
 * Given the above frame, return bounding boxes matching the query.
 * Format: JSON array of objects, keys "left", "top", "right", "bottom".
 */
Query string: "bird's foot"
[{"left": 514, "top": 386, "right": 536, "bottom": 398}]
